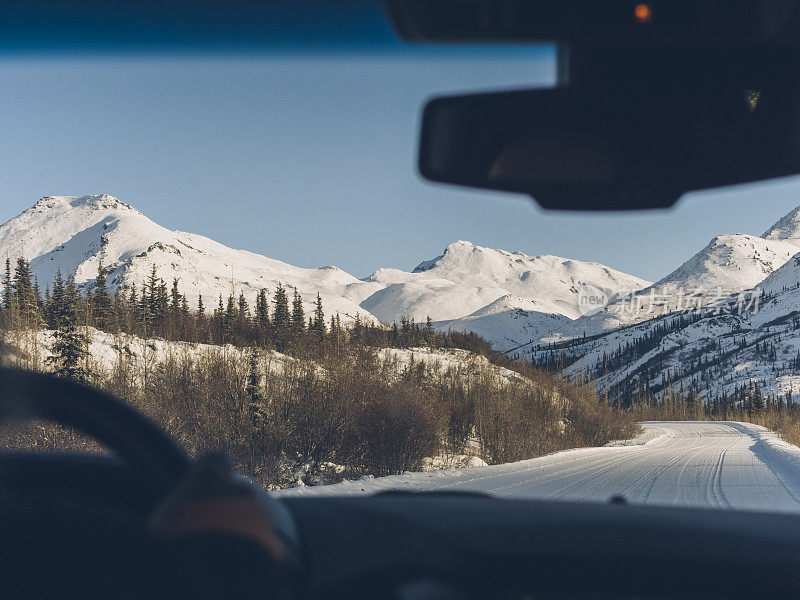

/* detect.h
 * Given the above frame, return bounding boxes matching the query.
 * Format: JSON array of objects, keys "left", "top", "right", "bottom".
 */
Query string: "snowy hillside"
[
  {"left": 551, "top": 228, "right": 800, "bottom": 340},
  {"left": 519, "top": 204, "right": 800, "bottom": 403},
  {"left": 8, "top": 194, "right": 800, "bottom": 402},
  {"left": 3, "top": 325, "right": 527, "bottom": 390},
  {"left": 362, "top": 241, "right": 650, "bottom": 348},
  {"left": 528, "top": 216, "right": 800, "bottom": 401},
  {"left": 436, "top": 295, "right": 571, "bottom": 352},
  {"left": 0, "top": 195, "right": 374, "bottom": 321},
  {"left": 541, "top": 299, "right": 800, "bottom": 402},
  {"left": 0, "top": 195, "right": 649, "bottom": 350},
  {"left": 409, "top": 240, "right": 649, "bottom": 320},
  {"left": 763, "top": 206, "right": 800, "bottom": 242}
]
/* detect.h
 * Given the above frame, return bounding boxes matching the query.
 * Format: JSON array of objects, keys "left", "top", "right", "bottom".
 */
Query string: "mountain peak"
[
  {"left": 31, "top": 194, "right": 138, "bottom": 214},
  {"left": 413, "top": 241, "right": 474, "bottom": 273},
  {"left": 762, "top": 205, "right": 800, "bottom": 242}
]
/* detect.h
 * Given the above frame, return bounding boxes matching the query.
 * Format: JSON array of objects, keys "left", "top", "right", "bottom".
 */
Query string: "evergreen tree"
[
  {"left": 223, "top": 294, "right": 236, "bottom": 343},
  {"left": 169, "top": 278, "right": 181, "bottom": 333},
  {"left": 192, "top": 294, "right": 205, "bottom": 342},
  {"left": 180, "top": 295, "right": 190, "bottom": 335},
  {"left": 237, "top": 292, "right": 250, "bottom": 328},
  {"left": 46, "top": 274, "right": 90, "bottom": 383},
  {"left": 246, "top": 347, "right": 266, "bottom": 425},
  {"left": 92, "top": 262, "right": 112, "bottom": 330},
  {"left": 48, "top": 270, "right": 66, "bottom": 329},
  {"left": 311, "top": 293, "right": 326, "bottom": 340},
  {"left": 138, "top": 279, "right": 151, "bottom": 337},
  {"left": 155, "top": 278, "right": 168, "bottom": 332},
  {"left": 213, "top": 294, "right": 225, "bottom": 342},
  {"left": 329, "top": 314, "right": 340, "bottom": 353},
  {"left": 255, "top": 289, "right": 270, "bottom": 330},
  {"left": 291, "top": 289, "right": 305, "bottom": 333},
  {"left": 12, "top": 257, "right": 42, "bottom": 328},
  {"left": 425, "top": 315, "right": 436, "bottom": 347},
  {"left": 272, "top": 284, "right": 290, "bottom": 331},
  {"left": 142, "top": 264, "right": 167, "bottom": 335}
]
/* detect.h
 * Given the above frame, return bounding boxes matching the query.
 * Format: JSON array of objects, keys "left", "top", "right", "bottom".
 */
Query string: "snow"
[
  {"left": 407, "top": 241, "right": 650, "bottom": 321},
  {"left": 762, "top": 205, "right": 800, "bottom": 242},
  {"left": 0, "top": 194, "right": 374, "bottom": 323},
  {"left": 276, "top": 421, "right": 800, "bottom": 514},
  {"left": 378, "top": 346, "right": 528, "bottom": 384},
  {"left": 0, "top": 195, "right": 649, "bottom": 351},
  {"left": 4, "top": 328, "right": 528, "bottom": 393},
  {"left": 521, "top": 205, "right": 800, "bottom": 401},
  {"left": 9, "top": 196, "right": 800, "bottom": 398},
  {"left": 435, "top": 295, "right": 571, "bottom": 352},
  {"left": 537, "top": 246, "right": 800, "bottom": 401},
  {"left": 556, "top": 233, "right": 800, "bottom": 337},
  {"left": 363, "top": 240, "right": 650, "bottom": 349}
]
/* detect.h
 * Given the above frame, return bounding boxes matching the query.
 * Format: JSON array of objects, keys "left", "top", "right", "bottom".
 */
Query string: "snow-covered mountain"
[
  {"left": 528, "top": 205, "right": 800, "bottom": 402},
  {"left": 762, "top": 205, "right": 800, "bottom": 242},
  {"left": 436, "top": 295, "right": 571, "bottom": 352},
  {"left": 8, "top": 194, "right": 800, "bottom": 400},
  {"left": 410, "top": 241, "right": 649, "bottom": 320},
  {"left": 361, "top": 241, "right": 650, "bottom": 348},
  {"left": 0, "top": 195, "right": 649, "bottom": 350},
  {"left": 0, "top": 195, "right": 375, "bottom": 321},
  {"left": 550, "top": 228, "right": 800, "bottom": 340}
]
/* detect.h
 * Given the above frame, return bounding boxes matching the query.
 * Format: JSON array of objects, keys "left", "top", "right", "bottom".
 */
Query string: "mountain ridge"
[{"left": 0, "top": 195, "right": 649, "bottom": 350}]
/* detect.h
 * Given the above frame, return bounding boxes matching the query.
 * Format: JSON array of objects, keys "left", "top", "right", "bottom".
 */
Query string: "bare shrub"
[
  {"left": 352, "top": 382, "right": 440, "bottom": 477},
  {"left": 1, "top": 335, "right": 642, "bottom": 488}
]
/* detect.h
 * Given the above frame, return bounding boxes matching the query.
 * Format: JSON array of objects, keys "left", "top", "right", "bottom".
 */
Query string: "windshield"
[{"left": 2, "top": 1, "right": 800, "bottom": 515}]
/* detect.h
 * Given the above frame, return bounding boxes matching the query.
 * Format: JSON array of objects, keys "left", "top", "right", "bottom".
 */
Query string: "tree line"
[
  {"left": 0, "top": 256, "right": 497, "bottom": 380},
  {"left": 0, "top": 255, "right": 644, "bottom": 486}
]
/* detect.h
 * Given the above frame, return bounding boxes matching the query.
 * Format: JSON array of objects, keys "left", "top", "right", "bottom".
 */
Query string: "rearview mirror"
[{"left": 419, "top": 83, "right": 800, "bottom": 210}]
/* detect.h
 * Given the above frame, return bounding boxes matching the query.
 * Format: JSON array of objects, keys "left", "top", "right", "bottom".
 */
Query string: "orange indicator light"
[{"left": 634, "top": 3, "right": 653, "bottom": 24}]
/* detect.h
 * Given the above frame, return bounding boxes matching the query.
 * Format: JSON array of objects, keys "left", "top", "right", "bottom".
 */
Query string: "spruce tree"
[
  {"left": 92, "top": 262, "right": 112, "bottom": 330},
  {"left": 169, "top": 278, "right": 181, "bottom": 333},
  {"left": 47, "top": 274, "right": 90, "bottom": 383},
  {"left": 180, "top": 294, "right": 190, "bottom": 325},
  {"left": 255, "top": 289, "right": 269, "bottom": 330},
  {"left": 195, "top": 294, "right": 206, "bottom": 342},
  {"left": 143, "top": 264, "right": 163, "bottom": 335},
  {"left": 12, "top": 257, "right": 42, "bottom": 328},
  {"left": 246, "top": 347, "right": 266, "bottom": 425},
  {"left": 155, "top": 279, "right": 168, "bottom": 331},
  {"left": 222, "top": 294, "right": 236, "bottom": 342},
  {"left": 425, "top": 315, "right": 436, "bottom": 347},
  {"left": 214, "top": 294, "right": 225, "bottom": 342},
  {"left": 138, "top": 279, "right": 151, "bottom": 337},
  {"left": 237, "top": 292, "right": 250, "bottom": 333},
  {"left": 272, "top": 284, "right": 290, "bottom": 331},
  {"left": 291, "top": 289, "right": 305, "bottom": 333},
  {"left": 311, "top": 293, "right": 326, "bottom": 340},
  {"left": 48, "top": 270, "right": 66, "bottom": 329}
]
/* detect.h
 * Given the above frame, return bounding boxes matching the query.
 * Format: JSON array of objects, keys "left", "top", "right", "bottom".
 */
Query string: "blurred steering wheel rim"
[{"left": 0, "top": 367, "right": 190, "bottom": 495}]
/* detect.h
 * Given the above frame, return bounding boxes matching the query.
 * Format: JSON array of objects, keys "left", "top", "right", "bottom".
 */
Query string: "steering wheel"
[
  {"left": 0, "top": 367, "right": 190, "bottom": 493},
  {"left": 0, "top": 369, "right": 296, "bottom": 599}
]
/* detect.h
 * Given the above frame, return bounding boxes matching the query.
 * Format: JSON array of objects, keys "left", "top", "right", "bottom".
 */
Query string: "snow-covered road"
[{"left": 278, "top": 422, "right": 800, "bottom": 513}]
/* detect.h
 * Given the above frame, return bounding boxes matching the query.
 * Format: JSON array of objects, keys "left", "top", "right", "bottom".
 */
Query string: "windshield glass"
[{"left": 2, "top": 1, "right": 800, "bottom": 515}]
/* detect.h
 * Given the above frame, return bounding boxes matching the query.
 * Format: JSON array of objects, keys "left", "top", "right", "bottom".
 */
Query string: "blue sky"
[{"left": 0, "top": 6, "right": 799, "bottom": 282}]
